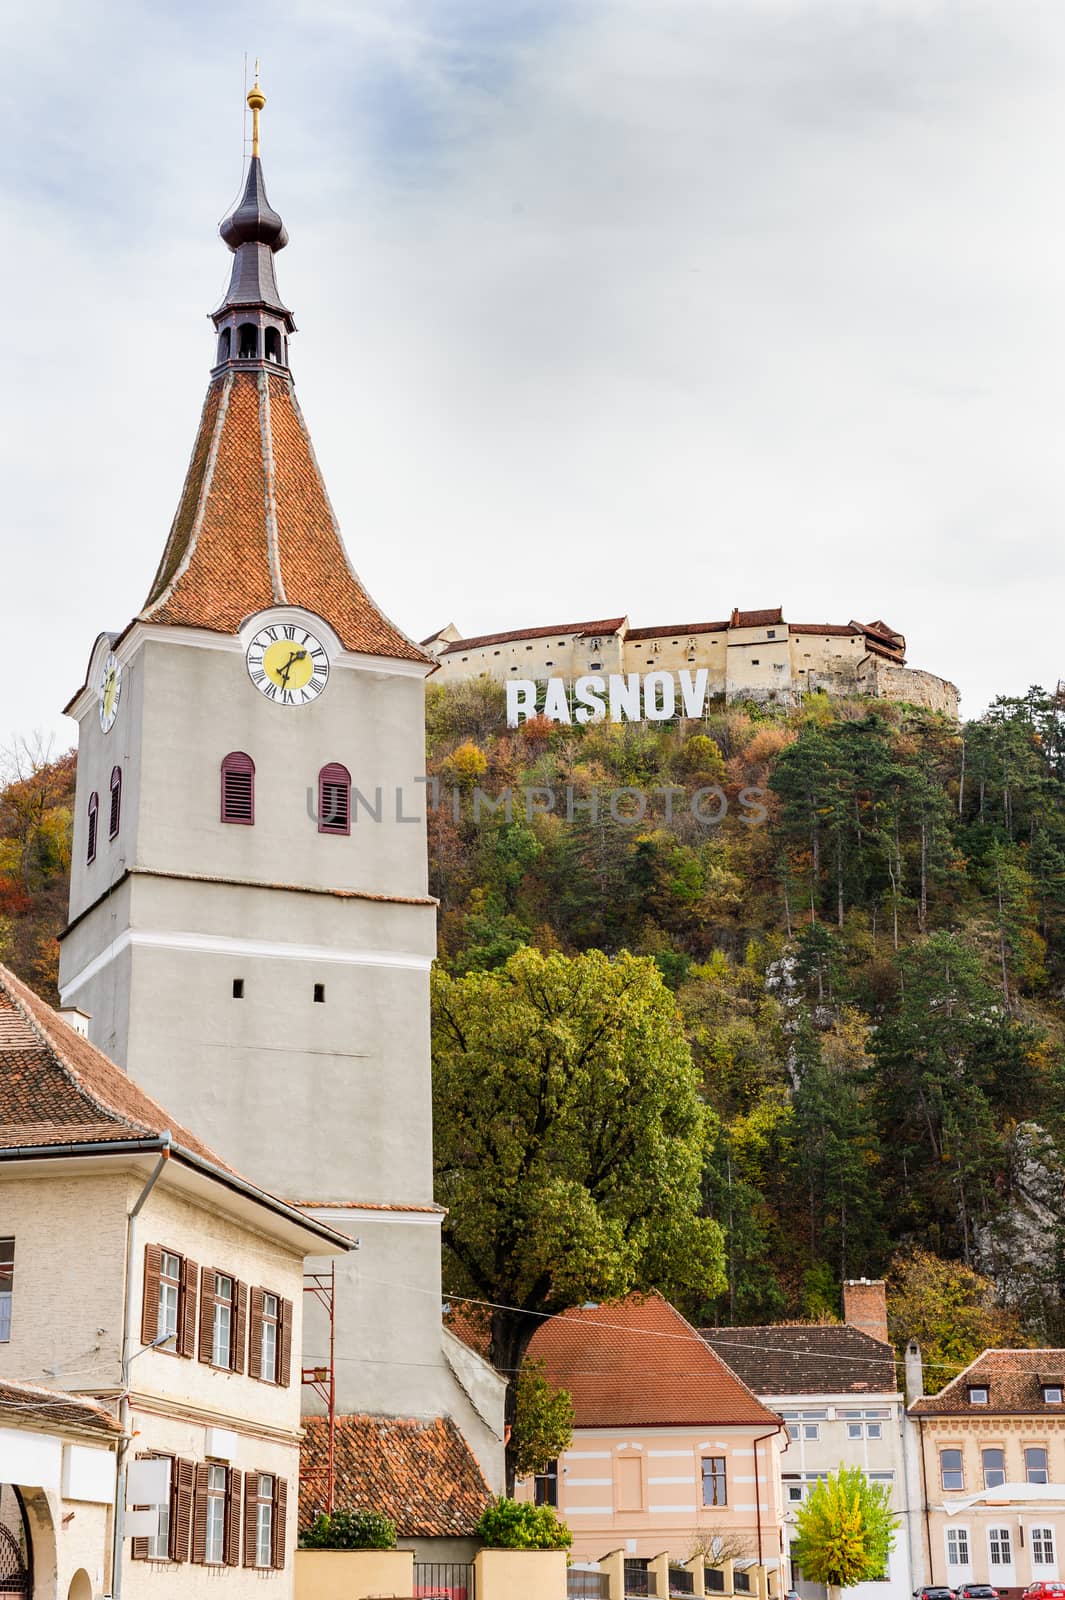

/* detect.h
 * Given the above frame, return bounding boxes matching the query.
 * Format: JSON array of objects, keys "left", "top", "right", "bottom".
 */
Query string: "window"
[
  {"left": 109, "top": 766, "right": 122, "bottom": 839},
  {"left": 1025, "top": 1446, "right": 1049, "bottom": 1484},
  {"left": 148, "top": 1459, "right": 173, "bottom": 1561},
  {"left": 0, "top": 1238, "right": 12, "bottom": 1341},
  {"left": 982, "top": 1447, "right": 1006, "bottom": 1489},
  {"left": 803, "top": 1424, "right": 820, "bottom": 1440},
  {"left": 946, "top": 1528, "right": 970, "bottom": 1567},
  {"left": 264, "top": 327, "right": 282, "bottom": 364},
  {"left": 205, "top": 1466, "right": 227, "bottom": 1563},
  {"left": 250, "top": 1290, "right": 290, "bottom": 1385},
  {"left": 1043, "top": 1386, "right": 1063, "bottom": 1404},
  {"left": 221, "top": 751, "right": 255, "bottom": 824},
  {"left": 706, "top": 1570, "right": 726, "bottom": 1593},
  {"left": 751, "top": 658, "right": 760, "bottom": 665},
  {"left": 534, "top": 1460, "right": 558, "bottom": 1507},
  {"left": 217, "top": 329, "right": 231, "bottom": 362},
  {"left": 701, "top": 1457, "right": 727, "bottom": 1507},
  {"left": 232, "top": 978, "right": 244, "bottom": 999},
  {"left": 313, "top": 983, "right": 325, "bottom": 1003},
  {"left": 237, "top": 323, "right": 258, "bottom": 360},
  {"left": 734, "top": 1572, "right": 752, "bottom": 1594},
  {"left": 969, "top": 1386, "right": 989, "bottom": 1405},
  {"left": 940, "top": 1449, "right": 964, "bottom": 1491},
  {"left": 255, "top": 1475, "right": 273, "bottom": 1568},
  {"left": 158, "top": 1251, "right": 182, "bottom": 1342},
  {"left": 988, "top": 1527, "right": 1012, "bottom": 1567},
  {"left": 318, "top": 763, "right": 351, "bottom": 836},
  {"left": 212, "top": 1275, "right": 233, "bottom": 1368},
  {"left": 767, "top": 630, "right": 776, "bottom": 639},
  {"left": 787, "top": 1484, "right": 804, "bottom": 1504},
  {"left": 201, "top": 1269, "right": 245, "bottom": 1371},
  {"left": 1033, "top": 1528, "right": 1055, "bottom": 1566},
  {"left": 87, "top": 791, "right": 99, "bottom": 863}
]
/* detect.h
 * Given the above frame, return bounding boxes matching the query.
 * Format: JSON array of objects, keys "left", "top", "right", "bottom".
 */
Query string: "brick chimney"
[{"left": 843, "top": 1278, "right": 889, "bottom": 1345}]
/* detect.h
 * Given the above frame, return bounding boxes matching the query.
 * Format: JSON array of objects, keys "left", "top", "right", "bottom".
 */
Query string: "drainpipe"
[
  {"left": 111, "top": 1135, "right": 171, "bottom": 1600},
  {"left": 918, "top": 1417, "right": 933, "bottom": 1588},
  {"left": 752, "top": 1424, "right": 785, "bottom": 1567}
]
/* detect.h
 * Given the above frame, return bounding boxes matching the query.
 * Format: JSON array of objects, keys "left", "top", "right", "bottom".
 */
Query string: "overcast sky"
[{"left": 2, "top": 0, "right": 1063, "bottom": 754}]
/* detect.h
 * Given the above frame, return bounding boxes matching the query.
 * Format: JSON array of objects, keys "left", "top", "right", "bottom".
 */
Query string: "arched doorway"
[
  {"left": 0, "top": 1484, "right": 34, "bottom": 1598},
  {"left": 67, "top": 1569, "right": 93, "bottom": 1600}
]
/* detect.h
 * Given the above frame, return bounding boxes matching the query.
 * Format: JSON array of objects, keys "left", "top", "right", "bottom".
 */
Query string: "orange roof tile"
[
  {"left": 910, "top": 1349, "right": 1065, "bottom": 1416},
  {"left": 527, "top": 1294, "right": 781, "bottom": 1430},
  {"left": 140, "top": 370, "right": 427, "bottom": 663},
  {"left": 300, "top": 1414, "right": 490, "bottom": 1536},
  {"left": 441, "top": 618, "right": 626, "bottom": 654}
]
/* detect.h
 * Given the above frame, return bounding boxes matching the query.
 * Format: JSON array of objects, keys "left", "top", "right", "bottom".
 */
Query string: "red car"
[{"left": 1024, "top": 1586, "right": 1065, "bottom": 1600}]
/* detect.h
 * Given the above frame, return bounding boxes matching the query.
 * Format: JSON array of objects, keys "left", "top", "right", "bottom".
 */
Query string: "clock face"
[
  {"left": 99, "top": 652, "right": 122, "bottom": 733},
  {"left": 246, "top": 624, "right": 330, "bottom": 705}
]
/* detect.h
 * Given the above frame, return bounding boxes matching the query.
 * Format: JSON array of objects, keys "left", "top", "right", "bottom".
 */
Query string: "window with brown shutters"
[
  {"left": 109, "top": 766, "right": 122, "bottom": 839},
  {"left": 141, "top": 1245, "right": 197, "bottom": 1358},
  {"left": 318, "top": 762, "right": 351, "bottom": 835},
  {"left": 87, "top": 792, "right": 98, "bottom": 863},
  {"left": 278, "top": 1297, "right": 293, "bottom": 1386},
  {"left": 245, "top": 1473, "right": 277, "bottom": 1569},
  {"left": 132, "top": 1454, "right": 193, "bottom": 1563},
  {"left": 249, "top": 1288, "right": 284, "bottom": 1383},
  {"left": 221, "top": 751, "right": 255, "bottom": 824},
  {"left": 193, "top": 1462, "right": 229, "bottom": 1565},
  {"left": 199, "top": 1267, "right": 247, "bottom": 1371},
  {"left": 225, "top": 1468, "right": 242, "bottom": 1566},
  {"left": 273, "top": 1477, "right": 288, "bottom": 1569}
]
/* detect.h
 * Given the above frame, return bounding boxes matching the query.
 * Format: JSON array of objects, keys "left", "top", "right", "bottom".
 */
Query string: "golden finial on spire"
[{"left": 247, "top": 61, "right": 266, "bottom": 158}]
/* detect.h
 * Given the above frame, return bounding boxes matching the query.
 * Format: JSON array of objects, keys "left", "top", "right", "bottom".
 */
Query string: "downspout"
[
  {"left": 752, "top": 1424, "right": 784, "bottom": 1567},
  {"left": 919, "top": 1417, "right": 933, "bottom": 1588},
  {"left": 111, "top": 1134, "right": 171, "bottom": 1600}
]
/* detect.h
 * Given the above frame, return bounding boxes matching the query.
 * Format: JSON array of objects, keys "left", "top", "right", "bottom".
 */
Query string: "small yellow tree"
[{"left": 792, "top": 1468, "right": 897, "bottom": 1600}]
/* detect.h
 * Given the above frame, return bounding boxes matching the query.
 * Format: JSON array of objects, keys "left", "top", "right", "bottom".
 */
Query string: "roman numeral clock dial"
[{"left": 245, "top": 625, "right": 330, "bottom": 705}]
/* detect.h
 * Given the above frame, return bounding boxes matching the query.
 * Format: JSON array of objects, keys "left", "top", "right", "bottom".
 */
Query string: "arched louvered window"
[
  {"left": 217, "top": 328, "right": 231, "bottom": 363},
  {"left": 318, "top": 763, "right": 351, "bottom": 836},
  {"left": 221, "top": 752, "right": 255, "bottom": 825},
  {"left": 87, "top": 792, "right": 99, "bottom": 864},
  {"left": 237, "top": 322, "right": 258, "bottom": 360},
  {"left": 264, "top": 326, "right": 282, "bottom": 364},
  {"left": 108, "top": 766, "right": 122, "bottom": 840}
]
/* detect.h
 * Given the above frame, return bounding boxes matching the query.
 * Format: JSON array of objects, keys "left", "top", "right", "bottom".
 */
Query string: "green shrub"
[
  {"left": 475, "top": 1497, "right": 572, "bottom": 1551},
  {"left": 299, "top": 1509, "right": 397, "bottom": 1550}
]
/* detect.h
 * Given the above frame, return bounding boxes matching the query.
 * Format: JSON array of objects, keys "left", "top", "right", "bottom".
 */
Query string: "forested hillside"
[
  {"left": 423, "top": 682, "right": 1065, "bottom": 1349},
  {"left": 4, "top": 683, "right": 1064, "bottom": 1362}
]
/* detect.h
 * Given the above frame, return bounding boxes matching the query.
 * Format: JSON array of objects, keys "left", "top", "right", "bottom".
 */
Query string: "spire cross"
[{"left": 248, "top": 64, "right": 265, "bottom": 158}]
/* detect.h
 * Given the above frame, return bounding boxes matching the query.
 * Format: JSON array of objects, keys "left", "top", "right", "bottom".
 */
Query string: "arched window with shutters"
[
  {"left": 87, "top": 792, "right": 99, "bottom": 863},
  {"left": 318, "top": 763, "right": 351, "bottom": 836},
  {"left": 221, "top": 752, "right": 255, "bottom": 825},
  {"left": 109, "top": 766, "right": 122, "bottom": 840}
]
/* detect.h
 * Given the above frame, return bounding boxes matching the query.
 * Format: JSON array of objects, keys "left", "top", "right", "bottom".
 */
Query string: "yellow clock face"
[
  {"left": 246, "top": 624, "right": 330, "bottom": 705},
  {"left": 99, "top": 652, "right": 122, "bottom": 733}
]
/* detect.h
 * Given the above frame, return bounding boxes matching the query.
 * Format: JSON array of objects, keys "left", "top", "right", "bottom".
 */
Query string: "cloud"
[{"left": 2, "top": 0, "right": 1063, "bottom": 753}]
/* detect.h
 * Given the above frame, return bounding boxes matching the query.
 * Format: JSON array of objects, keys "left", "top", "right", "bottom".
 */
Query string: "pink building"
[{"left": 518, "top": 1295, "right": 787, "bottom": 1570}]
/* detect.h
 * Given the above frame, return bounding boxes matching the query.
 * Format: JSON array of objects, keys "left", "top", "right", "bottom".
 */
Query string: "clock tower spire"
[{"left": 58, "top": 89, "right": 504, "bottom": 1490}]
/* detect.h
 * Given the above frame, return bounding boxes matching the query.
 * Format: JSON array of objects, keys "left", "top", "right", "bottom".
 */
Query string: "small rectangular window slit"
[
  {"left": 313, "top": 983, "right": 325, "bottom": 1004},
  {"left": 232, "top": 979, "right": 244, "bottom": 999}
]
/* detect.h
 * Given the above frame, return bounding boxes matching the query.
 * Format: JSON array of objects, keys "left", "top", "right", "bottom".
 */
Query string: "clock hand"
[{"left": 278, "top": 649, "right": 308, "bottom": 688}]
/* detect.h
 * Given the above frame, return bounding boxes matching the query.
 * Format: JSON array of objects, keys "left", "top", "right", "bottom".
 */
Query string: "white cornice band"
[{"left": 59, "top": 926, "right": 432, "bottom": 1001}]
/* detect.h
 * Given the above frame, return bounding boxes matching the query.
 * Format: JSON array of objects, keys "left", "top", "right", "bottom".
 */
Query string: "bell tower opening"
[
  {"left": 264, "top": 326, "right": 282, "bottom": 364},
  {"left": 237, "top": 322, "right": 258, "bottom": 360}
]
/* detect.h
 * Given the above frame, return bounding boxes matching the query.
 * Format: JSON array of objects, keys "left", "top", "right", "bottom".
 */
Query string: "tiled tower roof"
[{"left": 139, "top": 368, "right": 426, "bottom": 661}]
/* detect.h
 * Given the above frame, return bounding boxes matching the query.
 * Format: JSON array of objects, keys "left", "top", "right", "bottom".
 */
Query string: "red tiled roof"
[
  {"left": 300, "top": 1414, "right": 490, "bottom": 1536},
  {"left": 731, "top": 608, "right": 784, "bottom": 628},
  {"left": 910, "top": 1349, "right": 1065, "bottom": 1416},
  {"left": 702, "top": 1324, "right": 897, "bottom": 1396},
  {"left": 789, "top": 624, "right": 859, "bottom": 637},
  {"left": 295, "top": 1200, "right": 445, "bottom": 1213},
  {"left": 626, "top": 622, "right": 729, "bottom": 640},
  {"left": 139, "top": 370, "right": 427, "bottom": 663},
  {"left": 0, "top": 1378, "right": 123, "bottom": 1438},
  {"left": 441, "top": 618, "right": 626, "bottom": 654},
  {"left": 527, "top": 1294, "right": 780, "bottom": 1429},
  {"left": 0, "top": 964, "right": 229, "bottom": 1164}
]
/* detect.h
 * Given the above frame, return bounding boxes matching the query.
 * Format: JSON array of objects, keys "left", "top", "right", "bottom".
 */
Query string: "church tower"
[{"left": 58, "top": 83, "right": 502, "bottom": 1485}]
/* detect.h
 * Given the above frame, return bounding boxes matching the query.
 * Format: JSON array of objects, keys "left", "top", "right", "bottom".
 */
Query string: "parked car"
[
  {"left": 1024, "top": 1585, "right": 1065, "bottom": 1600},
  {"left": 956, "top": 1587, "right": 999, "bottom": 1600},
  {"left": 913, "top": 1588, "right": 956, "bottom": 1600}
]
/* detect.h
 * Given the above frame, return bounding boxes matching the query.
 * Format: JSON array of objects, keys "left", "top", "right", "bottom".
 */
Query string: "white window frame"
[
  {"left": 1025, "top": 1446, "right": 1050, "bottom": 1485},
  {"left": 147, "top": 1459, "right": 172, "bottom": 1561},
  {"left": 1042, "top": 1386, "right": 1063, "bottom": 1405},
  {"left": 255, "top": 1474, "right": 274, "bottom": 1568},
  {"left": 946, "top": 1526, "right": 970, "bottom": 1567},
  {"left": 940, "top": 1449, "right": 964, "bottom": 1491},
  {"left": 1032, "top": 1527, "right": 1055, "bottom": 1567},
  {"left": 0, "top": 1238, "right": 12, "bottom": 1342},
  {"left": 803, "top": 1423, "right": 820, "bottom": 1441},
  {"left": 982, "top": 1447, "right": 1006, "bottom": 1490},
  {"left": 261, "top": 1292, "right": 278, "bottom": 1383},
  {"left": 212, "top": 1274, "right": 233, "bottom": 1369},
  {"left": 158, "top": 1252, "right": 181, "bottom": 1343},
  {"left": 969, "top": 1386, "right": 990, "bottom": 1405},
  {"left": 205, "top": 1465, "right": 226, "bottom": 1564},
  {"left": 988, "top": 1527, "right": 1012, "bottom": 1568}
]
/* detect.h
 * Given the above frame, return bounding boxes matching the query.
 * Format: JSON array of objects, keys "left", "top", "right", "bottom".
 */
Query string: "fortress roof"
[
  {"left": 627, "top": 620, "right": 729, "bottom": 640},
  {"left": 441, "top": 617, "right": 626, "bottom": 653}
]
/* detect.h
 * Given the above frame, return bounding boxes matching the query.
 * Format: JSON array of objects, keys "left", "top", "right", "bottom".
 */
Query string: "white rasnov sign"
[{"left": 506, "top": 669, "right": 709, "bottom": 727}]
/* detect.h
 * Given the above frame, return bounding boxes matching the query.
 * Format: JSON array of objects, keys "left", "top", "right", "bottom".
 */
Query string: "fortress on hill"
[{"left": 423, "top": 606, "right": 960, "bottom": 717}]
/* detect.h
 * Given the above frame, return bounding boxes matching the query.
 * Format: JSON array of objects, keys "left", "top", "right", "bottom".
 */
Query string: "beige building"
[
  {"left": 423, "top": 607, "right": 959, "bottom": 717},
  {"left": 54, "top": 86, "right": 504, "bottom": 1503},
  {"left": 512, "top": 1296, "right": 787, "bottom": 1572},
  {"left": 0, "top": 961, "right": 351, "bottom": 1597},
  {"left": 0, "top": 1381, "right": 121, "bottom": 1600},
  {"left": 909, "top": 1348, "right": 1065, "bottom": 1599}
]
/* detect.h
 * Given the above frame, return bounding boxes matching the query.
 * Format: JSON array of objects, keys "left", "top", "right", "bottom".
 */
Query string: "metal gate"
[{"left": 0, "top": 1524, "right": 30, "bottom": 1597}]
